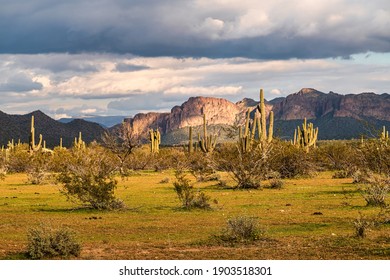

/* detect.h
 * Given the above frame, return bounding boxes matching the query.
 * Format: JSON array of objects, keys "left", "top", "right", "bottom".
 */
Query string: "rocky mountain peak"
[{"left": 295, "top": 88, "right": 324, "bottom": 96}]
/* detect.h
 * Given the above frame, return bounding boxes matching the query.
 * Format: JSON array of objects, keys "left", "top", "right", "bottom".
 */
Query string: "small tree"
[
  {"left": 56, "top": 144, "right": 124, "bottom": 210},
  {"left": 101, "top": 121, "right": 139, "bottom": 176},
  {"left": 216, "top": 142, "right": 271, "bottom": 189}
]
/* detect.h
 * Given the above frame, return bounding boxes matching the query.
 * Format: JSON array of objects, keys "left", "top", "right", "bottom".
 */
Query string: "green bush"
[
  {"left": 269, "top": 141, "right": 317, "bottom": 179},
  {"left": 56, "top": 144, "right": 125, "bottom": 210},
  {"left": 360, "top": 175, "right": 389, "bottom": 207},
  {"left": 26, "top": 152, "right": 51, "bottom": 184},
  {"left": 353, "top": 213, "right": 374, "bottom": 239},
  {"left": 357, "top": 140, "right": 390, "bottom": 176},
  {"left": 267, "top": 178, "right": 284, "bottom": 189},
  {"left": 27, "top": 225, "right": 81, "bottom": 259},
  {"left": 6, "top": 144, "right": 31, "bottom": 173},
  {"left": 173, "top": 170, "right": 211, "bottom": 210},
  {"left": 215, "top": 142, "right": 270, "bottom": 189},
  {"left": 215, "top": 216, "right": 265, "bottom": 245}
]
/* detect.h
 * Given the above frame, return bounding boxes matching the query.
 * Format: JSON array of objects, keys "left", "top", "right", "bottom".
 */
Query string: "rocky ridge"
[{"left": 126, "top": 88, "right": 390, "bottom": 140}]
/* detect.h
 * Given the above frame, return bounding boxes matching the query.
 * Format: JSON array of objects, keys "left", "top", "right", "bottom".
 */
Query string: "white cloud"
[
  {"left": 271, "top": 89, "right": 282, "bottom": 95},
  {"left": 164, "top": 86, "right": 242, "bottom": 96},
  {"left": 0, "top": 52, "right": 389, "bottom": 117}
]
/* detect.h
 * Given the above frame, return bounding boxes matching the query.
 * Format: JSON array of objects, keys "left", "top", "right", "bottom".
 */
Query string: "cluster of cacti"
[
  {"left": 380, "top": 126, "right": 389, "bottom": 143},
  {"left": 293, "top": 118, "right": 318, "bottom": 152},
  {"left": 149, "top": 129, "right": 160, "bottom": 153},
  {"left": 238, "top": 89, "right": 274, "bottom": 153},
  {"left": 29, "top": 115, "right": 43, "bottom": 153},
  {"left": 198, "top": 114, "right": 217, "bottom": 154},
  {"left": 74, "top": 132, "right": 86, "bottom": 150}
]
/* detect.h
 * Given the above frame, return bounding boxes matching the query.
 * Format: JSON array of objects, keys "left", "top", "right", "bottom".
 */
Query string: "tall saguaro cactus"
[
  {"left": 149, "top": 129, "right": 161, "bottom": 153},
  {"left": 188, "top": 126, "right": 194, "bottom": 153},
  {"left": 29, "top": 115, "right": 42, "bottom": 152},
  {"left": 380, "top": 126, "right": 389, "bottom": 143},
  {"left": 293, "top": 118, "right": 318, "bottom": 152},
  {"left": 198, "top": 114, "right": 217, "bottom": 154}
]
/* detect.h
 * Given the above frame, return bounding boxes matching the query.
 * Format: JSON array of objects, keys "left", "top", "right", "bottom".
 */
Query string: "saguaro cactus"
[
  {"left": 380, "top": 126, "right": 389, "bottom": 143},
  {"left": 149, "top": 129, "right": 161, "bottom": 153},
  {"left": 29, "top": 115, "right": 42, "bottom": 152},
  {"left": 198, "top": 114, "right": 217, "bottom": 154},
  {"left": 188, "top": 126, "right": 194, "bottom": 153},
  {"left": 74, "top": 132, "right": 86, "bottom": 150},
  {"left": 238, "top": 89, "right": 274, "bottom": 153},
  {"left": 293, "top": 118, "right": 318, "bottom": 152}
]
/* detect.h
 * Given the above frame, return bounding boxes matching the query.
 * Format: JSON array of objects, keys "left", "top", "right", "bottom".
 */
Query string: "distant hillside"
[
  {"left": 58, "top": 115, "right": 125, "bottom": 128},
  {"left": 0, "top": 110, "right": 106, "bottom": 148}
]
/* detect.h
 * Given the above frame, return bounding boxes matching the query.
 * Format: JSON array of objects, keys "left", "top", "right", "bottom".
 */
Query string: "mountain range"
[
  {"left": 0, "top": 110, "right": 105, "bottom": 148},
  {"left": 0, "top": 88, "right": 389, "bottom": 147},
  {"left": 127, "top": 88, "right": 390, "bottom": 143}
]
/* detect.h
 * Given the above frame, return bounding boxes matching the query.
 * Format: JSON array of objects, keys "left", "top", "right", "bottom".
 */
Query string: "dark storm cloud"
[
  {"left": 0, "top": 0, "right": 389, "bottom": 59},
  {"left": 115, "top": 63, "right": 150, "bottom": 72}
]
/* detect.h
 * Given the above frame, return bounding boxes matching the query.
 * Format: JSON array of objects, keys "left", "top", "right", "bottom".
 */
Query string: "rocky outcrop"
[
  {"left": 271, "top": 88, "right": 390, "bottom": 121},
  {"left": 125, "top": 88, "right": 390, "bottom": 141},
  {"left": 126, "top": 96, "right": 256, "bottom": 137},
  {"left": 334, "top": 93, "right": 390, "bottom": 120}
]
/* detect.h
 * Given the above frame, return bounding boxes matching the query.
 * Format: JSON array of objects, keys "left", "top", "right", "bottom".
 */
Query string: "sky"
[{"left": 0, "top": 0, "right": 389, "bottom": 119}]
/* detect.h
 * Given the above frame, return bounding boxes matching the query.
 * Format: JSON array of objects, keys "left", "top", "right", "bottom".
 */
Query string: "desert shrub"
[
  {"left": 101, "top": 121, "right": 139, "bottom": 176},
  {"left": 353, "top": 213, "right": 374, "bottom": 239},
  {"left": 215, "top": 142, "right": 270, "bottom": 189},
  {"left": 269, "top": 141, "right": 317, "bottom": 179},
  {"left": 357, "top": 140, "right": 390, "bottom": 176},
  {"left": 153, "top": 147, "right": 187, "bottom": 171},
  {"left": 6, "top": 144, "right": 31, "bottom": 173},
  {"left": 126, "top": 146, "right": 154, "bottom": 170},
  {"left": 267, "top": 178, "right": 284, "bottom": 189},
  {"left": 27, "top": 225, "right": 81, "bottom": 259},
  {"left": 332, "top": 170, "right": 350, "bottom": 179},
  {"left": 215, "top": 216, "right": 265, "bottom": 245},
  {"left": 49, "top": 147, "right": 71, "bottom": 172},
  {"left": 187, "top": 152, "right": 218, "bottom": 182},
  {"left": 56, "top": 144, "right": 125, "bottom": 210},
  {"left": 360, "top": 175, "right": 390, "bottom": 207},
  {"left": 315, "top": 141, "right": 359, "bottom": 172},
  {"left": 0, "top": 150, "right": 6, "bottom": 180},
  {"left": 26, "top": 152, "right": 51, "bottom": 184},
  {"left": 159, "top": 177, "right": 170, "bottom": 184},
  {"left": 173, "top": 170, "right": 211, "bottom": 210}
]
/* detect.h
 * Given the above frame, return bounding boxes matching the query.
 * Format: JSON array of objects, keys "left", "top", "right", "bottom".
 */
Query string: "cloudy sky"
[{"left": 0, "top": 0, "right": 389, "bottom": 119}]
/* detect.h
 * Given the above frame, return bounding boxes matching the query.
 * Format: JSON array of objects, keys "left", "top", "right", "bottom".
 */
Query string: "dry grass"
[{"left": 0, "top": 171, "right": 389, "bottom": 260}]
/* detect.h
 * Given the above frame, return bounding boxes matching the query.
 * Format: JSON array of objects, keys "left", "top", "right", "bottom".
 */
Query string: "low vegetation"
[
  {"left": 27, "top": 224, "right": 81, "bottom": 259},
  {"left": 0, "top": 114, "right": 389, "bottom": 259}
]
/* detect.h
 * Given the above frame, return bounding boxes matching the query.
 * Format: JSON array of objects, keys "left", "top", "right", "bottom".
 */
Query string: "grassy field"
[{"left": 0, "top": 171, "right": 389, "bottom": 260}]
